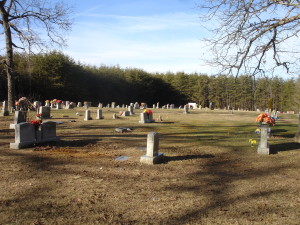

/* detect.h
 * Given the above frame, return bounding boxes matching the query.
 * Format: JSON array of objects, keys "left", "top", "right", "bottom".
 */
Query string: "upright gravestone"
[
  {"left": 128, "top": 105, "right": 134, "bottom": 115},
  {"left": 33, "top": 101, "right": 42, "bottom": 110},
  {"left": 139, "top": 112, "right": 155, "bottom": 123},
  {"left": 134, "top": 102, "right": 139, "bottom": 109},
  {"left": 10, "top": 122, "right": 36, "bottom": 149},
  {"left": 183, "top": 105, "right": 189, "bottom": 114},
  {"left": 96, "top": 109, "right": 103, "bottom": 119},
  {"left": 257, "top": 124, "right": 270, "bottom": 154},
  {"left": 84, "top": 110, "right": 92, "bottom": 120},
  {"left": 111, "top": 102, "right": 116, "bottom": 108},
  {"left": 10, "top": 111, "right": 27, "bottom": 129},
  {"left": 56, "top": 102, "right": 62, "bottom": 110},
  {"left": 156, "top": 102, "right": 159, "bottom": 109},
  {"left": 98, "top": 103, "right": 103, "bottom": 108},
  {"left": 1, "top": 101, "right": 9, "bottom": 116},
  {"left": 39, "top": 106, "right": 51, "bottom": 119},
  {"left": 77, "top": 102, "right": 82, "bottom": 107},
  {"left": 41, "top": 121, "right": 59, "bottom": 142},
  {"left": 140, "top": 132, "right": 164, "bottom": 164}
]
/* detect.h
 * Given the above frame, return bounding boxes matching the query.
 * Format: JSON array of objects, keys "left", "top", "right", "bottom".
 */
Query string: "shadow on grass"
[
  {"left": 163, "top": 154, "right": 214, "bottom": 163},
  {"left": 271, "top": 142, "right": 300, "bottom": 153}
]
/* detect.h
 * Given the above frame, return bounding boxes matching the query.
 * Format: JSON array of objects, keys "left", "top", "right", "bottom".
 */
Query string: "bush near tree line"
[{"left": 0, "top": 51, "right": 299, "bottom": 112}]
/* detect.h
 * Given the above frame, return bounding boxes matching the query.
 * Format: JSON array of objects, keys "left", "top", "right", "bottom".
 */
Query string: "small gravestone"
[
  {"left": 45, "top": 101, "right": 50, "bottom": 107},
  {"left": 96, "top": 109, "right": 103, "bottom": 119},
  {"left": 139, "top": 112, "right": 155, "bottom": 123},
  {"left": 41, "top": 121, "right": 59, "bottom": 142},
  {"left": 112, "top": 113, "right": 117, "bottom": 119},
  {"left": 1, "top": 100, "right": 9, "bottom": 116},
  {"left": 183, "top": 105, "right": 189, "bottom": 114},
  {"left": 56, "top": 102, "right": 62, "bottom": 110},
  {"left": 257, "top": 124, "right": 270, "bottom": 154},
  {"left": 10, "top": 122, "right": 36, "bottom": 149},
  {"left": 134, "top": 102, "right": 139, "bottom": 109},
  {"left": 39, "top": 106, "right": 51, "bottom": 119},
  {"left": 111, "top": 102, "right": 116, "bottom": 108},
  {"left": 10, "top": 111, "right": 27, "bottom": 129},
  {"left": 33, "top": 101, "right": 42, "bottom": 110},
  {"left": 128, "top": 105, "right": 134, "bottom": 115},
  {"left": 84, "top": 110, "right": 92, "bottom": 120},
  {"left": 98, "top": 103, "right": 103, "bottom": 108},
  {"left": 140, "top": 132, "right": 163, "bottom": 164},
  {"left": 77, "top": 102, "right": 82, "bottom": 107}
]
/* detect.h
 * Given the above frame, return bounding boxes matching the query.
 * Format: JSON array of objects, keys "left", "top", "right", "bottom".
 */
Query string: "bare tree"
[
  {"left": 198, "top": 0, "right": 300, "bottom": 77},
  {"left": 0, "top": 0, "right": 72, "bottom": 109}
]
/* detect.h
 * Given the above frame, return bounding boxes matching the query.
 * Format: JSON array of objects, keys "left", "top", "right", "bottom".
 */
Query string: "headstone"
[
  {"left": 10, "top": 111, "right": 27, "bottom": 129},
  {"left": 77, "top": 102, "right": 82, "bottom": 107},
  {"left": 128, "top": 105, "right": 134, "bottom": 115},
  {"left": 1, "top": 101, "right": 9, "bottom": 116},
  {"left": 134, "top": 102, "right": 139, "bottom": 109},
  {"left": 170, "top": 104, "right": 175, "bottom": 109},
  {"left": 41, "top": 121, "right": 59, "bottom": 142},
  {"left": 111, "top": 102, "right": 116, "bottom": 108},
  {"left": 140, "top": 132, "right": 163, "bottom": 164},
  {"left": 156, "top": 102, "right": 159, "bottom": 109},
  {"left": 153, "top": 104, "right": 156, "bottom": 109},
  {"left": 139, "top": 112, "right": 155, "bottom": 123},
  {"left": 33, "top": 101, "right": 42, "bottom": 110},
  {"left": 56, "top": 102, "right": 62, "bottom": 110},
  {"left": 10, "top": 122, "right": 36, "bottom": 149},
  {"left": 98, "top": 103, "right": 103, "bottom": 108},
  {"left": 39, "top": 106, "right": 51, "bottom": 119},
  {"left": 183, "top": 105, "right": 189, "bottom": 114},
  {"left": 84, "top": 110, "right": 92, "bottom": 120},
  {"left": 257, "top": 124, "right": 270, "bottom": 154},
  {"left": 112, "top": 113, "right": 117, "bottom": 119},
  {"left": 45, "top": 101, "right": 50, "bottom": 107},
  {"left": 96, "top": 109, "right": 103, "bottom": 119}
]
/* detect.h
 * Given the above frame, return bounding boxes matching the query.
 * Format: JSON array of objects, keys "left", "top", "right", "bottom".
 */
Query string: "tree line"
[{"left": 0, "top": 51, "right": 299, "bottom": 112}]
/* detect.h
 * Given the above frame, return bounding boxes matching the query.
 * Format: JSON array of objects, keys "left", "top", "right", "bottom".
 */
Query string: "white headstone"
[
  {"left": 84, "top": 110, "right": 92, "bottom": 120},
  {"left": 140, "top": 132, "right": 163, "bottom": 164}
]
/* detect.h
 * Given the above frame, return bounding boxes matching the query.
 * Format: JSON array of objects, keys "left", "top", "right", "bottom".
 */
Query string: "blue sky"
[{"left": 64, "top": 0, "right": 213, "bottom": 74}]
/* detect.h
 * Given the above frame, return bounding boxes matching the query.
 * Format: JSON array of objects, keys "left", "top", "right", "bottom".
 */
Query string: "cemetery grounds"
[{"left": 0, "top": 108, "right": 299, "bottom": 225}]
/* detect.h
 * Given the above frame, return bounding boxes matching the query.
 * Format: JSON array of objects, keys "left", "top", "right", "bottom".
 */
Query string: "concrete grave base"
[
  {"left": 257, "top": 143, "right": 270, "bottom": 155},
  {"left": 140, "top": 152, "right": 164, "bottom": 165}
]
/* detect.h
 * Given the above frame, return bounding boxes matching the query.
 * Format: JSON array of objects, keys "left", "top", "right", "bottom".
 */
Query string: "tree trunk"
[
  {"left": 0, "top": 3, "right": 15, "bottom": 110},
  {"left": 295, "top": 113, "right": 300, "bottom": 143}
]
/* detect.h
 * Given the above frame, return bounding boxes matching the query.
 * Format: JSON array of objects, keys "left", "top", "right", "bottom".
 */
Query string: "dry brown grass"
[{"left": 0, "top": 108, "right": 299, "bottom": 224}]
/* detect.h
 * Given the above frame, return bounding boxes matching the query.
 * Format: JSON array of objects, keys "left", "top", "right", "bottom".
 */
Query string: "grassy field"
[{"left": 0, "top": 107, "right": 299, "bottom": 224}]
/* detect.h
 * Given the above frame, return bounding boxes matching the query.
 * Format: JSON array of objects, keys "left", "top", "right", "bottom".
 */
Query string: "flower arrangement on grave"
[
  {"left": 256, "top": 113, "right": 275, "bottom": 126},
  {"left": 29, "top": 118, "right": 42, "bottom": 129},
  {"left": 248, "top": 139, "right": 257, "bottom": 147},
  {"left": 144, "top": 109, "right": 153, "bottom": 115},
  {"left": 15, "top": 97, "right": 35, "bottom": 111}
]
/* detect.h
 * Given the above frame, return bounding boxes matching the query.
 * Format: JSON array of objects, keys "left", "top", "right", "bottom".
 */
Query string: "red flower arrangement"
[
  {"left": 144, "top": 109, "right": 153, "bottom": 115},
  {"left": 256, "top": 113, "right": 275, "bottom": 126},
  {"left": 29, "top": 119, "right": 42, "bottom": 128}
]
